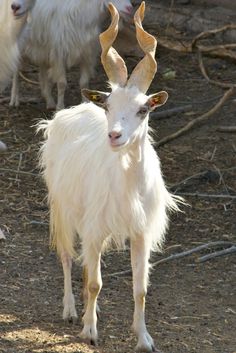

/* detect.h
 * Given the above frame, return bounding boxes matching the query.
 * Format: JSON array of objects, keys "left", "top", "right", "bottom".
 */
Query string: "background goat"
[
  {"left": 0, "top": 0, "right": 35, "bottom": 240},
  {"left": 10, "top": 0, "right": 133, "bottom": 110},
  {"left": 0, "top": 0, "right": 35, "bottom": 91},
  {"left": 39, "top": 2, "right": 179, "bottom": 352}
]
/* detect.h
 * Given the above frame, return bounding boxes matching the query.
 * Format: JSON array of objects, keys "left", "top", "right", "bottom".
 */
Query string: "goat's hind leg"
[
  {"left": 80, "top": 242, "right": 102, "bottom": 346},
  {"left": 39, "top": 66, "right": 56, "bottom": 110},
  {"left": 131, "top": 236, "right": 157, "bottom": 353},
  {"left": 60, "top": 251, "right": 78, "bottom": 324}
]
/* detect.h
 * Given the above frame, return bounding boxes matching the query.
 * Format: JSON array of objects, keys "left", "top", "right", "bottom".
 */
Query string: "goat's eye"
[{"left": 138, "top": 106, "right": 149, "bottom": 116}]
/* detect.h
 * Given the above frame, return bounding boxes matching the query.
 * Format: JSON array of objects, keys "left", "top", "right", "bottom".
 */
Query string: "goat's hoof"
[
  {"left": 63, "top": 307, "right": 78, "bottom": 325},
  {"left": 64, "top": 315, "right": 78, "bottom": 325},
  {"left": 135, "top": 333, "right": 157, "bottom": 352},
  {"left": 9, "top": 102, "right": 19, "bottom": 109},
  {"left": 135, "top": 345, "right": 160, "bottom": 353},
  {"left": 79, "top": 326, "right": 98, "bottom": 347}
]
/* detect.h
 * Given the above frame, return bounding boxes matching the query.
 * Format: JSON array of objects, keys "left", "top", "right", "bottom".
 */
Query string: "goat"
[
  {"left": 39, "top": 2, "right": 180, "bottom": 352},
  {"left": 10, "top": 0, "right": 133, "bottom": 110},
  {"left": 0, "top": 0, "right": 35, "bottom": 91},
  {"left": 0, "top": 0, "right": 35, "bottom": 241}
]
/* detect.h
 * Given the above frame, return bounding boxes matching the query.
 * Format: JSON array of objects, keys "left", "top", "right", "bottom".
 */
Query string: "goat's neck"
[
  {"left": 1, "top": 7, "right": 27, "bottom": 40},
  {"left": 121, "top": 121, "right": 149, "bottom": 179},
  {"left": 130, "top": 120, "right": 149, "bottom": 163}
]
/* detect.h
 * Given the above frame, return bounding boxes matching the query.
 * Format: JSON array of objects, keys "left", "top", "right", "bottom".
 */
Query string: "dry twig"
[
  {"left": 157, "top": 24, "right": 236, "bottom": 63},
  {"left": 191, "top": 24, "right": 236, "bottom": 48},
  {"left": 217, "top": 126, "right": 236, "bottom": 133},
  {"left": 197, "top": 50, "right": 236, "bottom": 89},
  {"left": 19, "top": 71, "right": 39, "bottom": 85},
  {"left": 151, "top": 104, "right": 192, "bottom": 119},
  {"left": 157, "top": 87, "right": 235, "bottom": 147},
  {"left": 0, "top": 168, "right": 38, "bottom": 177},
  {"left": 198, "top": 246, "right": 236, "bottom": 263},
  {"left": 105, "top": 241, "right": 234, "bottom": 277},
  {"left": 176, "top": 192, "right": 236, "bottom": 199}
]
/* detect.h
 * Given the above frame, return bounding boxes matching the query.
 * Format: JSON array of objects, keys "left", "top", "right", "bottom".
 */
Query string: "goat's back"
[{"left": 24, "top": 0, "right": 103, "bottom": 68}]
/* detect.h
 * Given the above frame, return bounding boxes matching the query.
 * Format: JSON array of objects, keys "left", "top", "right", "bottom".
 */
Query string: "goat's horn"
[
  {"left": 127, "top": 2, "right": 157, "bottom": 93},
  {"left": 99, "top": 3, "right": 128, "bottom": 86}
]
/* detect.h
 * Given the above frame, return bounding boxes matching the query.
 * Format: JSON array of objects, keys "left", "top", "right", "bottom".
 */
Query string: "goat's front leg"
[
  {"left": 131, "top": 236, "right": 156, "bottom": 353},
  {"left": 39, "top": 66, "right": 56, "bottom": 110},
  {"left": 82, "top": 265, "right": 101, "bottom": 318},
  {"left": 10, "top": 71, "right": 19, "bottom": 107},
  {"left": 80, "top": 245, "right": 102, "bottom": 346},
  {"left": 61, "top": 251, "right": 78, "bottom": 323},
  {"left": 56, "top": 64, "right": 67, "bottom": 111}
]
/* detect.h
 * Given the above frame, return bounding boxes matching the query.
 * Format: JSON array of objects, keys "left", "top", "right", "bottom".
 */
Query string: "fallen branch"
[
  {"left": 157, "top": 87, "right": 235, "bottom": 147},
  {"left": 191, "top": 24, "right": 236, "bottom": 48},
  {"left": 170, "top": 170, "right": 215, "bottom": 192},
  {"left": 176, "top": 192, "right": 236, "bottom": 199},
  {"left": 197, "top": 245, "right": 236, "bottom": 263},
  {"left": 158, "top": 37, "right": 236, "bottom": 62},
  {"left": 105, "top": 241, "right": 234, "bottom": 277},
  {"left": 19, "top": 71, "right": 39, "bottom": 85},
  {"left": 0, "top": 97, "right": 39, "bottom": 104},
  {"left": 0, "top": 168, "right": 38, "bottom": 177},
  {"left": 198, "top": 50, "right": 236, "bottom": 89},
  {"left": 157, "top": 24, "right": 236, "bottom": 63},
  {"left": 217, "top": 126, "right": 236, "bottom": 133},
  {"left": 151, "top": 104, "right": 192, "bottom": 119}
]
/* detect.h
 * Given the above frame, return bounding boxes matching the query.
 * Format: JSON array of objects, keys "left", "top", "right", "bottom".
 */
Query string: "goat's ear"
[
  {"left": 146, "top": 91, "right": 168, "bottom": 111},
  {"left": 81, "top": 89, "right": 109, "bottom": 108}
]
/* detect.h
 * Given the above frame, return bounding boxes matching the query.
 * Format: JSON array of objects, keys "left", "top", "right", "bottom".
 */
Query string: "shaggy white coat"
[
  {"left": 0, "top": 0, "right": 35, "bottom": 91},
  {"left": 39, "top": 84, "right": 179, "bottom": 352},
  {"left": 10, "top": 0, "right": 133, "bottom": 109}
]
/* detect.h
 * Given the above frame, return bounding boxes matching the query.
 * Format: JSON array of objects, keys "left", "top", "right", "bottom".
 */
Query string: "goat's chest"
[{"left": 101, "top": 165, "right": 150, "bottom": 237}]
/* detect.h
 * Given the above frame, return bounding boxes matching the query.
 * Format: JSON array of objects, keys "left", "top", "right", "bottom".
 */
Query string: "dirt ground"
[{"left": 0, "top": 3, "right": 236, "bottom": 353}]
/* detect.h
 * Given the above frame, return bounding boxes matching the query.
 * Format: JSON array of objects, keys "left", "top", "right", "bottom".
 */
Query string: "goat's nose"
[
  {"left": 125, "top": 5, "right": 133, "bottom": 14},
  {"left": 11, "top": 2, "right": 21, "bottom": 13},
  {"left": 108, "top": 131, "right": 122, "bottom": 141}
]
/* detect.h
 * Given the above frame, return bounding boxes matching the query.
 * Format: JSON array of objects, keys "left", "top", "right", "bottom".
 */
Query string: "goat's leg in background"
[
  {"left": 61, "top": 251, "right": 78, "bottom": 323},
  {"left": 56, "top": 63, "right": 67, "bottom": 111},
  {"left": 80, "top": 243, "right": 102, "bottom": 345},
  {"left": 39, "top": 66, "right": 56, "bottom": 110},
  {"left": 10, "top": 71, "right": 20, "bottom": 107},
  {"left": 131, "top": 236, "right": 156, "bottom": 353}
]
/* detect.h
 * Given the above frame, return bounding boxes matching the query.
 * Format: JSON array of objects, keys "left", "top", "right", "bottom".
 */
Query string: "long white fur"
[
  {"left": 10, "top": 0, "right": 133, "bottom": 110},
  {"left": 39, "top": 83, "right": 179, "bottom": 351},
  {"left": 0, "top": 0, "right": 34, "bottom": 91},
  {"left": 0, "top": 0, "right": 34, "bottom": 239}
]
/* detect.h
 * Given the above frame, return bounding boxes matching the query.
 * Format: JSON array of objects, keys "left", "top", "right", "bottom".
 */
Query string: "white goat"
[
  {"left": 0, "top": 0, "right": 35, "bottom": 240},
  {"left": 39, "top": 3, "right": 180, "bottom": 352},
  {"left": 10, "top": 0, "right": 133, "bottom": 110},
  {"left": 0, "top": 0, "right": 35, "bottom": 91}
]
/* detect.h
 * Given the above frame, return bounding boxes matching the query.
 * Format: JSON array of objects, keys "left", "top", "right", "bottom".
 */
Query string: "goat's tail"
[{"left": 49, "top": 198, "right": 77, "bottom": 259}]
